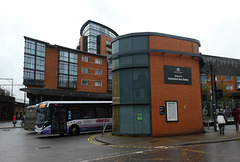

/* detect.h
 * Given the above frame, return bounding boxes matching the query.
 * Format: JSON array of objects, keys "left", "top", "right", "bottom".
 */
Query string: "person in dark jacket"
[
  {"left": 216, "top": 109, "right": 228, "bottom": 135},
  {"left": 232, "top": 107, "right": 240, "bottom": 132}
]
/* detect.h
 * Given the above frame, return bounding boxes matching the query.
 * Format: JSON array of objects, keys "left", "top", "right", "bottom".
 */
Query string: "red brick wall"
[
  {"left": 27, "top": 46, "right": 109, "bottom": 94},
  {"left": 206, "top": 75, "right": 238, "bottom": 92},
  {"left": 78, "top": 54, "right": 109, "bottom": 93},
  {"left": 44, "top": 47, "right": 58, "bottom": 89},
  {"left": 150, "top": 35, "right": 203, "bottom": 136},
  {"left": 79, "top": 36, "right": 84, "bottom": 51},
  {"left": 99, "top": 35, "right": 112, "bottom": 56}
]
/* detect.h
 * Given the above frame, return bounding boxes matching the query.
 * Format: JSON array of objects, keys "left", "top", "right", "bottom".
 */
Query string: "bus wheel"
[{"left": 70, "top": 125, "right": 79, "bottom": 136}]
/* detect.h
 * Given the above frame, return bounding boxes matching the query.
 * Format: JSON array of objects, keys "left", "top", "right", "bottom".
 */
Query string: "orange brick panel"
[{"left": 150, "top": 51, "right": 203, "bottom": 136}]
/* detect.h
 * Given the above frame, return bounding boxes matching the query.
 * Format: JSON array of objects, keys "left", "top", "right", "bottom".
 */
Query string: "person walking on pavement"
[
  {"left": 20, "top": 115, "right": 24, "bottom": 127},
  {"left": 216, "top": 108, "right": 228, "bottom": 135},
  {"left": 13, "top": 115, "right": 17, "bottom": 127},
  {"left": 232, "top": 107, "right": 240, "bottom": 132}
]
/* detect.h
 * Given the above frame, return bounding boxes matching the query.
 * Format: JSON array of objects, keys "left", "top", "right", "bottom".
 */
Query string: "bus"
[
  {"left": 24, "top": 104, "right": 38, "bottom": 130},
  {"left": 35, "top": 101, "right": 112, "bottom": 136}
]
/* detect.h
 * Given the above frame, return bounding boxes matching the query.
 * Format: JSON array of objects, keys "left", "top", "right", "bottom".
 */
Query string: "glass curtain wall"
[
  {"left": 111, "top": 35, "right": 151, "bottom": 135},
  {"left": 82, "top": 23, "right": 117, "bottom": 54},
  {"left": 58, "top": 51, "right": 78, "bottom": 89},
  {"left": 24, "top": 39, "right": 45, "bottom": 86}
]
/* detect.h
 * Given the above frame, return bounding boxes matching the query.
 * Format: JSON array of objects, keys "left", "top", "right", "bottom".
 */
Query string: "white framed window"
[
  {"left": 226, "top": 85, "right": 233, "bottom": 90},
  {"left": 95, "top": 69, "right": 102, "bottom": 75},
  {"left": 95, "top": 81, "right": 102, "bottom": 87},
  {"left": 237, "top": 76, "right": 240, "bottom": 90},
  {"left": 95, "top": 58, "right": 102, "bottom": 64},
  {"left": 225, "top": 76, "right": 232, "bottom": 81},
  {"left": 82, "top": 79, "right": 89, "bottom": 85},
  {"left": 82, "top": 56, "right": 88, "bottom": 62},
  {"left": 82, "top": 67, "right": 89, "bottom": 74}
]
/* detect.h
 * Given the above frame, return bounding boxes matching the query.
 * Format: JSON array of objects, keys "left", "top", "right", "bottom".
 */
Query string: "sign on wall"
[
  {"left": 137, "top": 113, "right": 143, "bottom": 121},
  {"left": 160, "top": 105, "right": 165, "bottom": 115},
  {"left": 164, "top": 65, "right": 192, "bottom": 85},
  {"left": 166, "top": 101, "right": 178, "bottom": 122}
]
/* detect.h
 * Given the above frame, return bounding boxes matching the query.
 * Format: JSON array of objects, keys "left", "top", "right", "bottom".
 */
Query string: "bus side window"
[
  {"left": 82, "top": 107, "right": 95, "bottom": 119},
  {"left": 71, "top": 109, "right": 81, "bottom": 120}
]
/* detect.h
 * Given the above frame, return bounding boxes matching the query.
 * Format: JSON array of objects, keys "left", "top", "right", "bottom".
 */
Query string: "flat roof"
[
  {"left": 24, "top": 36, "right": 107, "bottom": 58},
  {"left": 112, "top": 32, "right": 201, "bottom": 47}
]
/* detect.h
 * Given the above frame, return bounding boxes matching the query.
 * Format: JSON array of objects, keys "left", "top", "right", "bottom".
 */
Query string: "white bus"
[
  {"left": 35, "top": 101, "right": 112, "bottom": 136},
  {"left": 24, "top": 104, "right": 38, "bottom": 130}
]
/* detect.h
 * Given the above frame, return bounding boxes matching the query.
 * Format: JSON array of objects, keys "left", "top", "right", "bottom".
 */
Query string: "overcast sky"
[{"left": 0, "top": 0, "right": 240, "bottom": 102}]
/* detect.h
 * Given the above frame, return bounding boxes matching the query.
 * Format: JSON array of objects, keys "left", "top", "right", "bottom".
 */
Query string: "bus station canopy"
[{"left": 200, "top": 54, "right": 240, "bottom": 76}]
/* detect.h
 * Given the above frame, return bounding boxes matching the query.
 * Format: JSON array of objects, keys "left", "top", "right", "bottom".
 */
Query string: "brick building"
[
  {"left": 0, "top": 95, "right": 14, "bottom": 121},
  {"left": 111, "top": 32, "right": 203, "bottom": 136},
  {"left": 21, "top": 20, "right": 118, "bottom": 105}
]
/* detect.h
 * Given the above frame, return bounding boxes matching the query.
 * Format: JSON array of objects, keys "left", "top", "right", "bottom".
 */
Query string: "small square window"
[
  {"left": 82, "top": 56, "right": 88, "bottom": 62},
  {"left": 82, "top": 68, "right": 89, "bottom": 74},
  {"left": 226, "top": 85, "right": 233, "bottom": 90},
  {"left": 95, "top": 58, "right": 102, "bottom": 64},
  {"left": 82, "top": 79, "right": 89, "bottom": 85},
  {"left": 95, "top": 69, "right": 102, "bottom": 75},
  {"left": 95, "top": 81, "right": 102, "bottom": 87},
  {"left": 225, "top": 76, "right": 232, "bottom": 81}
]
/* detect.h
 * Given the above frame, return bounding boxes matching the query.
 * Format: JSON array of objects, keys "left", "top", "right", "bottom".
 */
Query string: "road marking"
[
  {"left": 88, "top": 135, "right": 102, "bottom": 145},
  {"left": 220, "top": 136, "right": 227, "bottom": 138},
  {"left": 182, "top": 149, "right": 190, "bottom": 162}
]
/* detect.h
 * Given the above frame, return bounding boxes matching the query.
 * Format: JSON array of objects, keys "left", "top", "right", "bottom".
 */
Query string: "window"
[
  {"left": 132, "top": 36, "right": 148, "bottom": 50},
  {"left": 23, "top": 38, "right": 45, "bottom": 86},
  {"left": 69, "top": 76, "right": 77, "bottom": 88},
  {"left": 35, "top": 71, "right": 44, "bottom": 80},
  {"left": 95, "top": 69, "right": 102, "bottom": 75},
  {"left": 225, "top": 76, "right": 232, "bottom": 81},
  {"left": 82, "top": 68, "right": 89, "bottom": 74},
  {"left": 36, "top": 57, "right": 45, "bottom": 71},
  {"left": 236, "top": 76, "right": 240, "bottom": 89},
  {"left": 58, "top": 75, "right": 68, "bottom": 88},
  {"left": 36, "top": 43, "right": 45, "bottom": 57},
  {"left": 226, "top": 85, "right": 233, "bottom": 90},
  {"left": 24, "top": 69, "right": 34, "bottom": 80},
  {"left": 95, "top": 81, "right": 102, "bottom": 87},
  {"left": 200, "top": 74, "right": 207, "bottom": 83},
  {"left": 82, "top": 79, "right": 89, "bottom": 85},
  {"left": 82, "top": 56, "right": 88, "bottom": 62},
  {"left": 95, "top": 58, "right": 102, "bottom": 64},
  {"left": 120, "top": 38, "right": 132, "bottom": 52},
  {"left": 120, "top": 68, "right": 149, "bottom": 103},
  {"left": 70, "top": 53, "right": 78, "bottom": 63},
  {"left": 24, "top": 55, "right": 35, "bottom": 69},
  {"left": 112, "top": 40, "right": 119, "bottom": 54},
  {"left": 59, "top": 62, "right": 68, "bottom": 74},
  {"left": 59, "top": 51, "right": 68, "bottom": 61},
  {"left": 25, "top": 39, "right": 35, "bottom": 54},
  {"left": 58, "top": 50, "right": 78, "bottom": 88}
]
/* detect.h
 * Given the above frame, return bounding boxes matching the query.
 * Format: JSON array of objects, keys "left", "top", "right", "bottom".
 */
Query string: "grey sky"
[{"left": 0, "top": 0, "right": 240, "bottom": 102}]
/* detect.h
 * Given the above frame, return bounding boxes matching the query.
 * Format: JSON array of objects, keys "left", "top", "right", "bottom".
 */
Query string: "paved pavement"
[
  {"left": 1, "top": 120, "right": 240, "bottom": 148},
  {"left": 95, "top": 124, "right": 240, "bottom": 148},
  {"left": 0, "top": 120, "right": 22, "bottom": 129}
]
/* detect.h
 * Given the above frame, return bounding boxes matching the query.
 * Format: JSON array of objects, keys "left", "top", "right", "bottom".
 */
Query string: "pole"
[{"left": 210, "top": 65, "right": 217, "bottom": 131}]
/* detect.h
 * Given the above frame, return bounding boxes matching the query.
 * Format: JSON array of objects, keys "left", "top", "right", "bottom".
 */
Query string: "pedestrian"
[
  {"left": 216, "top": 109, "right": 228, "bottom": 135},
  {"left": 13, "top": 115, "right": 17, "bottom": 127},
  {"left": 232, "top": 107, "right": 240, "bottom": 132},
  {"left": 20, "top": 115, "right": 24, "bottom": 127}
]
